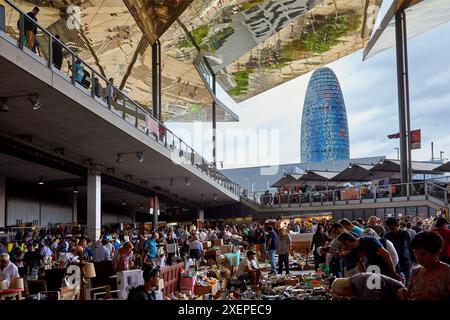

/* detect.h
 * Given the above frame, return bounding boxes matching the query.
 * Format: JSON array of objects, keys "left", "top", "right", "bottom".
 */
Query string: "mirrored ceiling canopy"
[{"left": 2, "top": 0, "right": 236, "bottom": 122}]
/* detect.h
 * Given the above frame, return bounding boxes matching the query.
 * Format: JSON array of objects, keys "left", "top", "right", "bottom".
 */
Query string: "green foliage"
[
  {"left": 227, "top": 70, "right": 253, "bottom": 96},
  {"left": 207, "top": 26, "right": 234, "bottom": 51},
  {"left": 239, "top": 0, "right": 266, "bottom": 11},
  {"left": 177, "top": 37, "right": 193, "bottom": 49},
  {"left": 176, "top": 25, "right": 210, "bottom": 49},
  {"left": 302, "top": 15, "right": 361, "bottom": 54},
  {"left": 188, "top": 104, "right": 203, "bottom": 113},
  {"left": 192, "top": 25, "right": 210, "bottom": 44},
  {"left": 280, "top": 15, "right": 361, "bottom": 60}
]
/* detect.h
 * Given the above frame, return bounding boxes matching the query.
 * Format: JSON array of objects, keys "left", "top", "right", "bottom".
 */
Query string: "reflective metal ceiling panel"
[
  {"left": 122, "top": 0, "right": 193, "bottom": 45},
  {"left": 2, "top": 0, "right": 236, "bottom": 122},
  {"left": 158, "top": 0, "right": 382, "bottom": 103},
  {"left": 363, "top": 0, "right": 450, "bottom": 60}
]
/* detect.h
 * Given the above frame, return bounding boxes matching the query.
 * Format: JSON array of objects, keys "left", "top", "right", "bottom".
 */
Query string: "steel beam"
[{"left": 395, "top": 10, "right": 412, "bottom": 187}]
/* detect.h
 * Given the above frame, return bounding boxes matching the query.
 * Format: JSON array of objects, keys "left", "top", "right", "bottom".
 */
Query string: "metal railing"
[
  {"left": 0, "top": 0, "right": 242, "bottom": 197},
  {"left": 245, "top": 181, "right": 448, "bottom": 208}
]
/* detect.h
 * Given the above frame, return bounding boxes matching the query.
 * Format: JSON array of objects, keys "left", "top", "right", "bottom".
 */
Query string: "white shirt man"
[
  {"left": 0, "top": 253, "right": 20, "bottom": 287},
  {"left": 188, "top": 239, "right": 203, "bottom": 251},
  {"left": 199, "top": 230, "right": 207, "bottom": 242}
]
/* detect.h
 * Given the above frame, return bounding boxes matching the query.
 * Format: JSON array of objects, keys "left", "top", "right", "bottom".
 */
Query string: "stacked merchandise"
[
  {"left": 290, "top": 253, "right": 316, "bottom": 271},
  {"left": 228, "top": 272, "right": 332, "bottom": 300}
]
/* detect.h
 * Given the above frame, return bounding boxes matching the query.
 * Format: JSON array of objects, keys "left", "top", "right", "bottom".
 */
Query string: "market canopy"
[
  {"left": 434, "top": 161, "right": 450, "bottom": 172},
  {"left": 370, "top": 159, "right": 441, "bottom": 175},
  {"left": 298, "top": 171, "right": 339, "bottom": 186},
  {"left": 270, "top": 174, "right": 302, "bottom": 188},
  {"left": 331, "top": 164, "right": 374, "bottom": 182}
]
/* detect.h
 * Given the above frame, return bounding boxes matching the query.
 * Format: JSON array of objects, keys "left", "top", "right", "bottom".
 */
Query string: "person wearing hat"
[
  {"left": 236, "top": 250, "right": 261, "bottom": 285},
  {"left": 331, "top": 272, "right": 405, "bottom": 300},
  {"left": 127, "top": 266, "right": 160, "bottom": 300},
  {"left": 0, "top": 253, "right": 20, "bottom": 288},
  {"left": 431, "top": 217, "right": 450, "bottom": 265}
]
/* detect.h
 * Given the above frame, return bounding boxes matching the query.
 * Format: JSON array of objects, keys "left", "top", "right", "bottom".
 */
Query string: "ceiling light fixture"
[
  {"left": 169, "top": 179, "right": 174, "bottom": 186},
  {"left": 29, "top": 93, "right": 43, "bottom": 110},
  {"left": 136, "top": 152, "right": 144, "bottom": 163},
  {"left": 0, "top": 98, "right": 8, "bottom": 112},
  {"left": 73, "top": 187, "right": 79, "bottom": 194},
  {"left": 201, "top": 194, "right": 205, "bottom": 201},
  {"left": 140, "top": 203, "right": 144, "bottom": 210},
  {"left": 38, "top": 177, "right": 44, "bottom": 185},
  {"left": 213, "top": 194, "right": 218, "bottom": 201},
  {"left": 185, "top": 178, "right": 190, "bottom": 186},
  {"left": 116, "top": 153, "right": 123, "bottom": 163},
  {"left": 122, "top": 199, "right": 126, "bottom": 206}
]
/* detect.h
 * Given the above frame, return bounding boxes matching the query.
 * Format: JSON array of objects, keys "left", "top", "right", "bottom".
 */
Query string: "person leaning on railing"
[
  {"left": 52, "top": 34, "right": 63, "bottom": 70},
  {"left": 17, "top": 6, "right": 39, "bottom": 50}
]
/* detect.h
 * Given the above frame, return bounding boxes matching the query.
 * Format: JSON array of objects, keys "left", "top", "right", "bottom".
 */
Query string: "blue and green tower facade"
[{"left": 301, "top": 67, "right": 350, "bottom": 162}]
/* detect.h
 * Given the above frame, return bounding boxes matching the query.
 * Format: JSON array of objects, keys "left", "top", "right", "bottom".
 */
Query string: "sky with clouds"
[{"left": 167, "top": 17, "right": 450, "bottom": 170}]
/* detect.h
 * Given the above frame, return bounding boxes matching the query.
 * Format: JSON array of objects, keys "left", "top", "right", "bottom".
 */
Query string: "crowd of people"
[
  {"left": 1, "top": 213, "right": 449, "bottom": 300},
  {"left": 319, "top": 216, "right": 450, "bottom": 300}
]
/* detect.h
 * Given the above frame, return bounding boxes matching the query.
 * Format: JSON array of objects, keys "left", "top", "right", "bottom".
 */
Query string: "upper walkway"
[
  {"left": 241, "top": 181, "right": 449, "bottom": 213},
  {"left": 0, "top": 1, "right": 241, "bottom": 206}
]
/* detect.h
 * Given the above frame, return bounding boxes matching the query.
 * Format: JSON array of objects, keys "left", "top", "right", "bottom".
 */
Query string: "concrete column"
[
  {"left": 72, "top": 192, "right": 78, "bottom": 224},
  {"left": 0, "top": 176, "right": 5, "bottom": 228},
  {"left": 197, "top": 209, "right": 204, "bottom": 229},
  {"left": 152, "top": 196, "right": 159, "bottom": 231},
  {"left": 87, "top": 172, "right": 101, "bottom": 241},
  {"left": 197, "top": 209, "right": 204, "bottom": 221}
]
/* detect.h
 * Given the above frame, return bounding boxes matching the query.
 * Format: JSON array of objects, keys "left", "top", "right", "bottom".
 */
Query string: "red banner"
[
  {"left": 411, "top": 129, "right": 421, "bottom": 150},
  {"left": 387, "top": 129, "right": 421, "bottom": 150}
]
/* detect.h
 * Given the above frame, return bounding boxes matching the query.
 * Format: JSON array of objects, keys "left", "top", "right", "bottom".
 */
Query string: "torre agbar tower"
[{"left": 301, "top": 67, "right": 350, "bottom": 163}]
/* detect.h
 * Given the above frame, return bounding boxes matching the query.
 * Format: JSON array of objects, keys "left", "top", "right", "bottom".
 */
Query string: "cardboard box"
[
  {"left": 194, "top": 282, "right": 218, "bottom": 296},
  {"left": 220, "top": 244, "right": 233, "bottom": 254},
  {"left": 214, "top": 239, "right": 224, "bottom": 246},
  {"left": 284, "top": 279, "right": 299, "bottom": 286},
  {"left": 203, "top": 241, "right": 212, "bottom": 249}
]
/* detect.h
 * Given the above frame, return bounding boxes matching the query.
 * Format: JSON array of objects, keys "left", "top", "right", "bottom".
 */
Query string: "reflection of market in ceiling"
[
  {"left": 3, "top": 0, "right": 385, "bottom": 120},
  {"left": 158, "top": 0, "right": 383, "bottom": 102},
  {"left": 2, "top": 0, "right": 236, "bottom": 122}
]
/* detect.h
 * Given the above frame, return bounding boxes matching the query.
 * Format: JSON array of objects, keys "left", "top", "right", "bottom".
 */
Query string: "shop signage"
[
  {"left": 340, "top": 188, "right": 359, "bottom": 200},
  {"left": 410, "top": 129, "right": 421, "bottom": 149},
  {"left": 387, "top": 129, "right": 421, "bottom": 150}
]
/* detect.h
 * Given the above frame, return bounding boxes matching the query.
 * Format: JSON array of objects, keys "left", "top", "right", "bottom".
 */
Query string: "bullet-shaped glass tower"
[{"left": 301, "top": 67, "right": 350, "bottom": 162}]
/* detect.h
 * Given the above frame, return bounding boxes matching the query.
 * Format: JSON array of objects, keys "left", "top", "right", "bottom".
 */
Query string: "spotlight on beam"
[
  {"left": 136, "top": 152, "right": 144, "bottom": 163},
  {"left": 0, "top": 98, "right": 8, "bottom": 112},
  {"left": 29, "top": 94, "right": 43, "bottom": 110}
]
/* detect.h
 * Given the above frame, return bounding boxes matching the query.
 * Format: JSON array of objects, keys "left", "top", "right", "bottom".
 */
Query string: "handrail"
[
  {"left": 248, "top": 180, "right": 447, "bottom": 207},
  {"left": 2, "top": 0, "right": 242, "bottom": 196}
]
